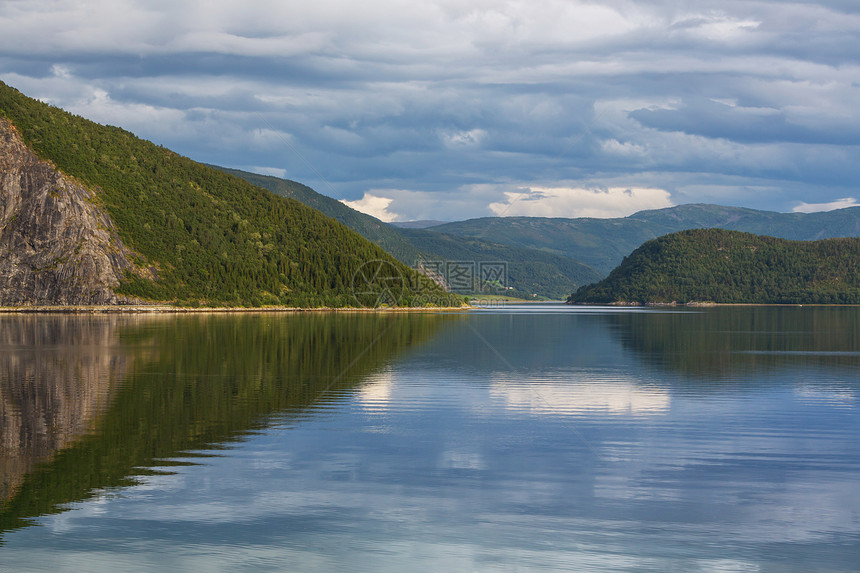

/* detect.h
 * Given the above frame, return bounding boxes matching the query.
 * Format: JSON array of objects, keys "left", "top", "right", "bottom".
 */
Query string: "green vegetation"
[
  {"left": 433, "top": 215, "right": 662, "bottom": 275},
  {"left": 399, "top": 228, "right": 602, "bottom": 300},
  {"left": 432, "top": 204, "right": 860, "bottom": 275},
  {"left": 569, "top": 229, "right": 860, "bottom": 304},
  {"left": 218, "top": 167, "right": 425, "bottom": 266},
  {"left": 220, "top": 166, "right": 602, "bottom": 299},
  {"left": 0, "top": 81, "right": 460, "bottom": 307},
  {"left": 0, "top": 313, "right": 452, "bottom": 536}
]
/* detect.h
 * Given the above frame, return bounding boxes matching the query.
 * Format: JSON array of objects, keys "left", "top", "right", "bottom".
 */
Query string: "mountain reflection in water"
[
  {"left": 0, "top": 306, "right": 858, "bottom": 572},
  {"left": 0, "top": 312, "right": 451, "bottom": 537}
]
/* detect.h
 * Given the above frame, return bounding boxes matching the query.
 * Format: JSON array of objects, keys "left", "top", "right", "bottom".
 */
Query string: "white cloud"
[
  {"left": 347, "top": 185, "right": 508, "bottom": 222},
  {"left": 601, "top": 139, "right": 646, "bottom": 156},
  {"left": 488, "top": 186, "right": 674, "bottom": 218},
  {"left": 340, "top": 192, "right": 400, "bottom": 222},
  {"left": 671, "top": 14, "right": 761, "bottom": 42},
  {"left": 442, "top": 128, "right": 487, "bottom": 148},
  {"left": 792, "top": 197, "right": 859, "bottom": 213}
]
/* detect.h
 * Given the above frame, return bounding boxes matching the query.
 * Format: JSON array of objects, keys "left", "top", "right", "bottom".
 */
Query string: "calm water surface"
[{"left": 1, "top": 305, "right": 859, "bottom": 571}]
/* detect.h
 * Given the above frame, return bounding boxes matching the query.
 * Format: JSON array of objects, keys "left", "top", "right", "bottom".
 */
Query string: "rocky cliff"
[{"left": 0, "top": 116, "right": 147, "bottom": 305}]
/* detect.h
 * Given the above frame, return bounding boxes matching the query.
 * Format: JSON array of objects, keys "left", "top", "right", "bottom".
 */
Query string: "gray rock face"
[{"left": 0, "top": 117, "right": 145, "bottom": 305}]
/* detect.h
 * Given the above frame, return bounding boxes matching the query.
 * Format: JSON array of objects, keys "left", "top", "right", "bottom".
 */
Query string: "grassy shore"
[
  {"left": 570, "top": 301, "right": 860, "bottom": 307},
  {"left": 0, "top": 305, "right": 470, "bottom": 314}
]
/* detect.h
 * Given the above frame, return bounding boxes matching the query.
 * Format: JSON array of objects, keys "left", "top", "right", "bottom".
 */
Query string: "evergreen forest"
[
  {"left": 0, "top": 81, "right": 461, "bottom": 307},
  {"left": 569, "top": 229, "right": 860, "bottom": 304}
]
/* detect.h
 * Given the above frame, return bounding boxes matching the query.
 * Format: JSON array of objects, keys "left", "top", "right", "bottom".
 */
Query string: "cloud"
[
  {"left": 340, "top": 193, "right": 400, "bottom": 222},
  {"left": 601, "top": 139, "right": 646, "bottom": 156},
  {"left": 792, "top": 197, "right": 859, "bottom": 213},
  {"left": 630, "top": 96, "right": 860, "bottom": 145},
  {"left": 669, "top": 14, "right": 761, "bottom": 43},
  {"left": 1, "top": 0, "right": 860, "bottom": 219},
  {"left": 442, "top": 128, "right": 486, "bottom": 148},
  {"left": 342, "top": 185, "right": 504, "bottom": 222},
  {"left": 488, "top": 186, "right": 674, "bottom": 218}
]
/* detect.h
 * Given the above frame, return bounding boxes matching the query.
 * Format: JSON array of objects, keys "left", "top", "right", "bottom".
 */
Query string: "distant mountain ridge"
[
  {"left": 432, "top": 204, "right": 860, "bottom": 275},
  {"left": 219, "top": 166, "right": 860, "bottom": 299},
  {"left": 569, "top": 229, "right": 860, "bottom": 305},
  {"left": 222, "top": 167, "right": 602, "bottom": 299},
  {"left": 390, "top": 221, "right": 447, "bottom": 229},
  {"left": 398, "top": 227, "right": 602, "bottom": 300}
]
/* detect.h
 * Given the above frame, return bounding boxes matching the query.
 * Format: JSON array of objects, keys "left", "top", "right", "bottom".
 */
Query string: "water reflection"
[
  {"left": 606, "top": 306, "right": 860, "bottom": 379},
  {"left": 0, "top": 316, "right": 134, "bottom": 502},
  {"left": 490, "top": 376, "right": 671, "bottom": 416},
  {"left": 1, "top": 307, "right": 859, "bottom": 571},
  {"left": 0, "top": 312, "right": 449, "bottom": 538}
]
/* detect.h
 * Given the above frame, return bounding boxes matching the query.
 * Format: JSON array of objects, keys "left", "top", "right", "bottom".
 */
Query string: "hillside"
[
  {"left": 568, "top": 229, "right": 860, "bottom": 305},
  {"left": 0, "top": 81, "right": 460, "bottom": 307},
  {"left": 399, "top": 228, "right": 602, "bottom": 299},
  {"left": 221, "top": 167, "right": 601, "bottom": 299},
  {"left": 432, "top": 204, "right": 860, "bottom": 275},
  {"left": 0, "top": 116, "right": 143, "bottom": 305},
  {"left": 216, "top": 167, "right": 425, "bottom": 266}
]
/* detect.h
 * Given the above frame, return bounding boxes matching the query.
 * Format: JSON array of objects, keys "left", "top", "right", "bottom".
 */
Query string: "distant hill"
[
  {"left": 0, "top": 81, "right": 459, "bottom": 307},
  {"left": 399, "top": 228, "right": 602, "bottom": 300},
  {"left": 569, "top": 229, "right": 860, "bottom": 305},
  {"left": 432, "top": 204, "right": 860, "bottom": 275},
  {"left": 390, "top": 220, "right": 447, "bottom": 229}
]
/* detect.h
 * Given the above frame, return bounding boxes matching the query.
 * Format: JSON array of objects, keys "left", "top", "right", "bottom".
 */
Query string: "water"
[{"left": 1, "top": 305, "right": 859, "bottom": 571}]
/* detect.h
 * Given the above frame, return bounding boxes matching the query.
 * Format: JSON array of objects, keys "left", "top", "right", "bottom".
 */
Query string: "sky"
[{"left": 1, "top": 0, "right": 859, "bottom": 222}]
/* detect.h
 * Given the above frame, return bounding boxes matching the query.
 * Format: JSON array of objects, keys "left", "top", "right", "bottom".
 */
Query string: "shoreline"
[
  {"left": 0, "top": 305, "right": 472, "bottom": 314},
  {"left": 569, "top": 301, "right": 860, "bottom": 307}
]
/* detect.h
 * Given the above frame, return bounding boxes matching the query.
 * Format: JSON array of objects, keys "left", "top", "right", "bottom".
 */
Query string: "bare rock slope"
[{"left": 0, "top": 117, "right": 145, "bottom": 305}]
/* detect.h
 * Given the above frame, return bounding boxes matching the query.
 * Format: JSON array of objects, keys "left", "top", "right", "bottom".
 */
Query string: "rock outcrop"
[{"left": 0, "top": 116, "right": 146, "bottom": 305}]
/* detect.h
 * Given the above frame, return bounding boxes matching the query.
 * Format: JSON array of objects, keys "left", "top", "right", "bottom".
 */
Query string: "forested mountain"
[
  {"left": 222, "top": 167, "right": 601, "bottom": 299},
  {"left": 569, "top": 229, "right": 860, "bottom": 305},
  {"left": 432, "top": 204, "right": 860, "bottom": 275},
  {"left": 0, "top": 81, "right": 460, "bottom": 307},
  {"left": 216, "top": 167, "right": 425, "bottom": 266}
]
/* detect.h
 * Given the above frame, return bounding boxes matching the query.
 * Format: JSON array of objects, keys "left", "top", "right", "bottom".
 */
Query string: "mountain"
[
  {"left": 0, "top": 81, "right": 460, "bottom": 307},
  {"left": 399, "top": 228, "right": 602, "bottom": 300},
  {"left": 629, "top": 203, "right": 860, "bottom": 239},
  {"left": 214, "top": 167, "right": 425, "bottom": 266},
  {"left": 569, "top": 229, "right": 860, "bottom": 305},
  {"left": 221, "top": 167, "right": 601, "bottom": 299},
  {"left": 0, "top": 115, "right": 142, "bottom": 305},
  {"left": 389, "top": 220, "right": 447, "bottom": 229},
  {"left": 431, "top": 204, "right": 860, "bottom": 275}
]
